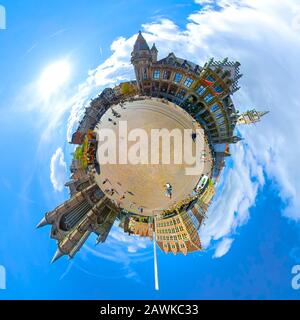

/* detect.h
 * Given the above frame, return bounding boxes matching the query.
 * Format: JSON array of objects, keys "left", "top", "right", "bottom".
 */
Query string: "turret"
[
  {"left": 151, "top": 43, "right": 158, "bottom": 63},
  {"left": 131, "top": 31, "right": 152, "bottom": 93}
]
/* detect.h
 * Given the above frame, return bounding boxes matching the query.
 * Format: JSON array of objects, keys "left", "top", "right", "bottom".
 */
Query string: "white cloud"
[
  {"left": 66, "top": 36, "right": 136, "bottom": 141},
  {"left": 49, "top": 0, "right": 300, "bottom": 259},
  {"left": 109, "top": 228, "right": 148, "bottom": 254},
  {"left": 213, "top": 238, "right": 234, "bottom": 258},
  {"left": 0, "top": 265, "right": 6, "bottom": 290},
  {"left": 50, "top": 147, "right": 67, "bottom": 192},
  {"left": 200, "top": 144, "right": 261, "bottom": 248},
  {"left": 82, "top": 226, "right": 152, "bottom": 282},
  {"left": 83, "top": 226, "right": 152, "bottom": 264},
  {"left": 136, "top": 0, "right": 300, "bottom": 256}
]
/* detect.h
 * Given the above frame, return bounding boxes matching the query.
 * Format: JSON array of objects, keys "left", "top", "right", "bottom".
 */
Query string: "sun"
[{"left": 38, "top": 60, "right": 71, "bottom": 99}]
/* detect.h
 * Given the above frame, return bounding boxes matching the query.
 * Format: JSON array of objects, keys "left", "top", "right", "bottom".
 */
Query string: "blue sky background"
[{"left": 0, "top": 0, "right": 300, "bottom": 299}]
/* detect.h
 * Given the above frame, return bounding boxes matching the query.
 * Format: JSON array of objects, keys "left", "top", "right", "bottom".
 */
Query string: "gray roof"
[
  {"left": 133, "top": 31, "right": 150, "bottom": 51},
  {"left": 156, "top": 52, "right": 202, "bottom": 74}
]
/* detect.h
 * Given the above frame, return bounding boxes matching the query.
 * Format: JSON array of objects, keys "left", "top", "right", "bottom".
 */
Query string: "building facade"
[
  {"left": 38, "top": 31, "right": 268, "bottom": 261},
  {"left": 131, "top": 32, "right": 242, "bottom": 145},
  {"left": 237, "top": 109, "right": 269, "bottom": 125},
  {"left": 155, "top": 210, "right": 202, "bottom": 255},
  {"left": 128, "top": 217, "right": 154, "bottom": 240},
  {"left": 37, "top": 183, "right": 119, "bottom": 262}
]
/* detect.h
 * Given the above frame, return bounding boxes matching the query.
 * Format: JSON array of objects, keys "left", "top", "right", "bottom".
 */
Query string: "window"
[
  {"left": 196, "top": 85, "right": 206, "bottom": 95},
  {"left": 184, "top": 77, "right": 194, "bottom": 88},
  {"left": 163, "top": 70, "right": 171, "bottom": 80},
  {"left": 143, "top": 68, "right": 148, "bottom": 80},
  {"left": 174, "top": 73, "right": 183, "bottom": 83},
  {"left": 210, "top": 104, "right": 219, "bottom": 112},
  {"left": 214, "top": 85, "right": 223, "bottom": 93},
  {"left": 153, "top": 69, "right": 160, "bottom": 79},
  {"left": 206, "top": 75, "right": 215, "bottom": 82},
  {"left": 216, "top": 113, "right": 223, "bottom": 119},
  {"left": 204, "top": 93, "right": 214, "bottom": 103},
  {"left": 177, "top": 89, "right": 186, "bottom": 98}
]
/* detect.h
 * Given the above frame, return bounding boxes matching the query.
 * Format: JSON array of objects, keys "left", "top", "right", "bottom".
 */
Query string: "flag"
[{"left": 203, "top": 79, "right": 214, "bottom": 86}]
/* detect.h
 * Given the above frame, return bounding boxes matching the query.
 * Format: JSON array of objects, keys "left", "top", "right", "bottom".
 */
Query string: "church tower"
[
  {"left": 237, "top": 109, "right": 269, "bottom": 125},
  {"left": 131, "top": 31, "right": 152, "bottom": 94},
  {"left": 37, "top": 183, "right": 119, "bottom": 262}
]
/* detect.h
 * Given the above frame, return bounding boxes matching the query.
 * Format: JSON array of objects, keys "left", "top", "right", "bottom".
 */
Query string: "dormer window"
[{"left": 168, "top": 57, "right": 174, "bottom": 65}]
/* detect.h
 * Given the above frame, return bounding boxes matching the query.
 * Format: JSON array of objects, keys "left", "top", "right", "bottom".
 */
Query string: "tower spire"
[
  {"left": 51, "top": 248, "right": 65, "bottom": 264},
  {"left": 131, "top": 31, "right": 152, "bottom": 94},
  {"left": 133, "top": 31, "right": 150, "bottom": 52},
  {"left": 237, "top": 109, "right": 269, "bottom": 125},
  {"left": 36, "top": 216, "right": 49, "bottom": 228},
  {"left": 151, "top": 43, "right": 158, "bottom": 62}
]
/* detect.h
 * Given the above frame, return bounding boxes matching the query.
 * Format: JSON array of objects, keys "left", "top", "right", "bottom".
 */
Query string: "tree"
[{"left": 120, "top": 82, "right": 137, "bottom": 96}]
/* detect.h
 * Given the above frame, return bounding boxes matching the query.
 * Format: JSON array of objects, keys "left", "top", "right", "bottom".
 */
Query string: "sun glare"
[{"left": 39, "top": 60, "right": 71, "bottom": 99}]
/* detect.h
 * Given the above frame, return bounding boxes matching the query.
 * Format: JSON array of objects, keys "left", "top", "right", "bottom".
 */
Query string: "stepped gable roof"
[{"left": 156, "top": 52, "right": 202, "bottom": 74}]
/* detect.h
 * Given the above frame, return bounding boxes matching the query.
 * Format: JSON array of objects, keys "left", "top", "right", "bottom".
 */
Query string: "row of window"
[
  {"left": 209, "top": 103, "right": 228, "bottom": 129},
  {"left": 157, "top": 226, "right": 184, "bottom": 234},
  {"left": 153, "top": 69, "right": 194, "bottom": 88},
  {"left": 187, "top": 211, "right": 200, "bottom": 229},
  {"left": 158, "top": 233, "right": 188, "bottom": 241},
  {"left": 206, "top": 75, "right": 225, "bottom": 93},
  {"left": 156, "top": 218, "right": 180, "bottom": 227},
  {"left": 163, "top": 243, "right": 187, "bottom": 250},
  {"left": 152, "top": 70, "right": 230, "bottom": 134},
  {"left": 152, "top": 70, "right": 224, "bottom": 92}
]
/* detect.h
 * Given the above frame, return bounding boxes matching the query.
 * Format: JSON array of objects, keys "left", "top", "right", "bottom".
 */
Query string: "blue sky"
[{"left": 0, "top": 0, "right": 300, "bottom": 300}]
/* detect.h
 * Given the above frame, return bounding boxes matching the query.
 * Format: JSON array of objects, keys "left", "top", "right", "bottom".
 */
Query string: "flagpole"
[{"left": 153, "top": 231, "right": 159, "bottom": 291}]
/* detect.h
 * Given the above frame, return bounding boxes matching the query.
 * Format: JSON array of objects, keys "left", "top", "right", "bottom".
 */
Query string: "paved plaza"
[{"left": 95, "top": 98, "right": 213, "bottom": 216}]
